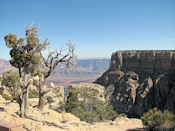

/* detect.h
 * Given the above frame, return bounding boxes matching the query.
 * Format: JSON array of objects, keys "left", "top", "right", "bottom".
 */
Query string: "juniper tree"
[{"left": 4, "top": 24, "right": 48, "bottom": 117}]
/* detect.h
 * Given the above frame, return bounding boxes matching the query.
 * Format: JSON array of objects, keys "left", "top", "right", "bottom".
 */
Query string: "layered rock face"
[{"left": 95, "top": 50, "right": 175, "bottom": 117}]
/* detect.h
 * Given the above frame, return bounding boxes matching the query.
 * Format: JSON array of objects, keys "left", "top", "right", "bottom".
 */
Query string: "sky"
[{"left": 0, "top": 0, "right": 175, "bottom": 59}]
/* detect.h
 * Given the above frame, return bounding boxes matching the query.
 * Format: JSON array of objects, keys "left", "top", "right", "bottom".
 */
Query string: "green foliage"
[
  {"left": 164, "top": 110, "right": 175, "bottom": 120},
  {"left": 57, "top": 101, "right": 66, "bottom": 112},
  {"left": 163, "top": 110, "right": 175, "bottom": 130},
  {"left": 28, "top": 89, "right": 39, "bottom": 98},
  {"left": 2, "top": 90, "right": 21, "bottom": 101},
  {"left": 68, "top": 87, "right": 99, "bottom": 102},
  {"left": 4, "top": 24, "right": 49, "bottom": 75},
  {"left": 141, "top": 108, "right": 175, "bottom": 130},
  {"left": 141, "top": 108, "right": 164, "bottom": 130},
  {"left": 2, "top": 70, "right": 19, "bottom": 88},
  {"left": 58, "top": 87, "right": 117, "bottom": 124},
  {"left": 2, "top": 94, "right": 12, "bottom": 100},
  {"left": 1, "top": 70, "right": 20, "bottom": 100}
]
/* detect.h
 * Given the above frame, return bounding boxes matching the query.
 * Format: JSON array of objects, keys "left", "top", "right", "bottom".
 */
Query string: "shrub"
[
  {"left": 28, "top": 89, "right": 39, "bottom": 98},
  {"left": 57, "top": 87, "right": 117, "bottom": 124},
  {"left": 1, "top": 70, "right": 20, "bottom": 100},
  {"left": 163, "top": 110, "right": 175, "bottom": 130},
  {"left": 141, "top": 108, "right": 175, "bottom": 130},
  {"left": 2, "top": 94, "right": 12, "bottom": 100},
  {"left": 57, "top": 101, "right": 66, "bottom": 113}
]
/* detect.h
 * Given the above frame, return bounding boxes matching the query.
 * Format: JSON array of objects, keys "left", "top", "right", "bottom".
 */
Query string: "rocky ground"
[{"left": 0, "top": 95, "right": 144, "bottom": 131}]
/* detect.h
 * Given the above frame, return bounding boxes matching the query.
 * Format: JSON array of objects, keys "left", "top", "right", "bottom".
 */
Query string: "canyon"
[{"left": 0, "top": 59, "right": 110, "bottom": 86}]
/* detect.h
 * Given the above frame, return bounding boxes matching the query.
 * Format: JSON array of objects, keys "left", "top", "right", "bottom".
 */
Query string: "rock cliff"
[{"left": 95, "top": 50, "right": 175, "bottom": 117}]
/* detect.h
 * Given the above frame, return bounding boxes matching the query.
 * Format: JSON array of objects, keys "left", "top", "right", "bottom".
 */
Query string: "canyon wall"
[{"left": 95, "top": 50, "right": 175, "bottom": 117}]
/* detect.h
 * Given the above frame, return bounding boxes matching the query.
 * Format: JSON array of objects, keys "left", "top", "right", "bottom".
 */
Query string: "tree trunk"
[
  {"left": 24, "top": 87, "right": 29, "bottom": 117},
  {"left": 20, "top": 90, "right": 25, "bottom": 118},
  {"left": 18, "top": 68, "right": 31, "bottom": 118},
  {"left": 38, "top": 75, "right": 45, "bottom": 110},
  {"left": 20, "top": 74, "right": 30, "bottom": 117},
  {"left": 38, "top": 91, "right": 44, "bottom": 110}
]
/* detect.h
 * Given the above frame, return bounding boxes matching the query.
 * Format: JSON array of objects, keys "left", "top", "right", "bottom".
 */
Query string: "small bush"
[
  {"left": 29, "top": 89, "right": 39, "bottom": 98},
  {"left": 1, "top": 70, "right": 20, "bottom": 100},
  {"left": 57, "top": 101, "right": 66, "bottom": 113},
  {"left": 163, "top": 110, "right": 175, "bottom": 130},
  {"left": 141, "top": 108, "right": 175, "bottom": 130},
  {"left": 2, "top": 94, "right": 12, "bottom": 100}
]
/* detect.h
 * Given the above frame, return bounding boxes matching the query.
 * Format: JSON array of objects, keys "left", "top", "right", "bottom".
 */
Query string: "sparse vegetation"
[
  {"left": 1, "top": 70, "right": 20, "bottom": 100},
  {"left": 57, "top": 87, "right": 117, "bottom": 124},
  {"left": 141, "top": 107, "right": 175, "bottom": 130},
  {"left": 29, "top": 89, "right": 39, "bottom": 98},
  {"left": 2, "top": 93, "right": 12, "bottom": 100}
]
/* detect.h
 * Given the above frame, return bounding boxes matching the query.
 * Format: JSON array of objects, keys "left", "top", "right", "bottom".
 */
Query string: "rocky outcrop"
[
  {"left": 0, "top": 100, "right": 85, "bottom": 131},
  {"left": 69, "top": 83, "right": 106, "bottom": 101},
  {"left": 44, "top": 82, "right": 65, "bottom": 110},
  {"left": 0, "top": 97, "right": 143, "bottom": 131},
  {"left": 95, "top": 50, "right": 175, "bottom": 117}
]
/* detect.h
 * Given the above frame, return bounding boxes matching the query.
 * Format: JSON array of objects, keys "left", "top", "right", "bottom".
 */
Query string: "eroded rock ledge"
[{"left": 95, "top": 50, "right": 175, "bottom": 117}]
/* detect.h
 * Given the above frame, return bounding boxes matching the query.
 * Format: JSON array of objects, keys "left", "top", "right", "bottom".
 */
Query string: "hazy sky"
[{"left": 0, "top": 0, "right": 175, "bottom": 59}]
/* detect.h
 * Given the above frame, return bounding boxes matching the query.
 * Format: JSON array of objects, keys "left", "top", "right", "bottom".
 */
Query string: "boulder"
[
  {"left": 49, "top": 82, "right": 55, "bottom": 88},
  {"left": 2, "top": 102, "right": 20, "bottom": 114}
]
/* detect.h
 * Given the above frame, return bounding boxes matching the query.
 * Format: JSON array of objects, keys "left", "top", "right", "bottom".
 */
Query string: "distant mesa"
[{"left": 95, "top": 50, "right": 175, "bottom": 117}]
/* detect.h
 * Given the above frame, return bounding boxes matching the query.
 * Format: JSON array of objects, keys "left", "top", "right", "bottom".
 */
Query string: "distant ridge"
[
  {"left": 77, "top": 57, "right": 110, "bottom": 60},
  {"left": 0, "top": 58, "right": 110, "bottom": 86}
]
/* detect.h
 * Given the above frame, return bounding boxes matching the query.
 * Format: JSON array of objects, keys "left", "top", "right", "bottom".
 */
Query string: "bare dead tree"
[{"left": 37, "top": 40, "right": 77, "bottom": 110}]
